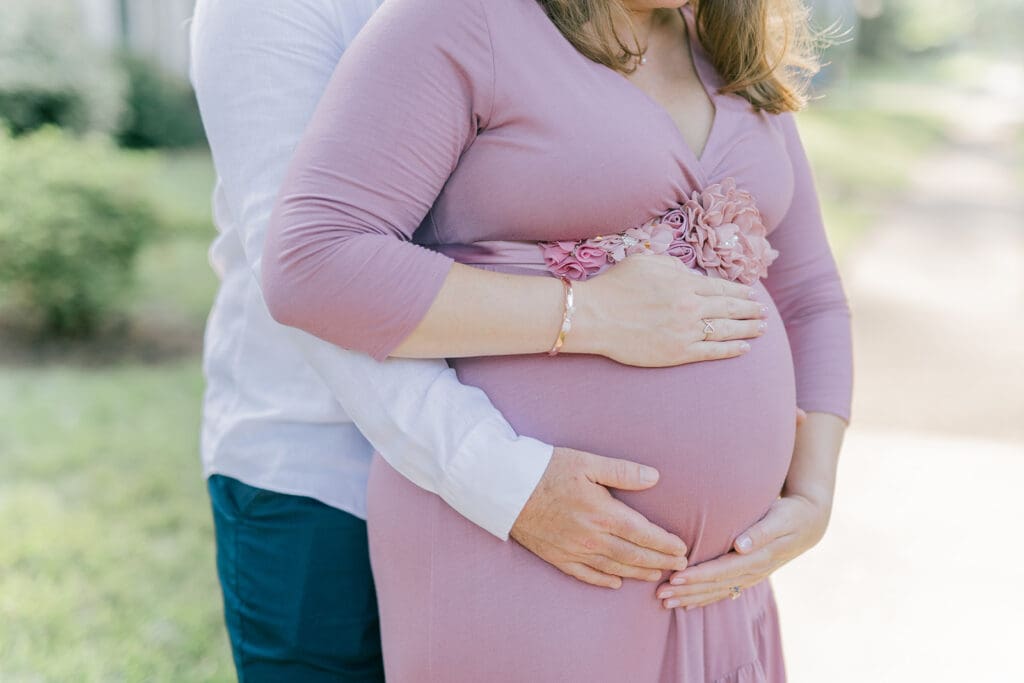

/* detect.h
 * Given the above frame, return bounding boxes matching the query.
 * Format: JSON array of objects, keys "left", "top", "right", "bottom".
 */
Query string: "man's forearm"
[
  {"left": 292, "top": 327, "right": 553, "bottom": 540},
  {"left": 192, "top": 0, "right": 553, "bottom": 541},
  {"left": 391, "top": 263, "right": 566, "bottom": 359}
]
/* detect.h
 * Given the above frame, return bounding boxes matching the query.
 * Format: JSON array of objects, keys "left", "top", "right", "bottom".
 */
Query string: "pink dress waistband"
[{"left": 433, "top": 240, "right": 549, "bottom": 274}]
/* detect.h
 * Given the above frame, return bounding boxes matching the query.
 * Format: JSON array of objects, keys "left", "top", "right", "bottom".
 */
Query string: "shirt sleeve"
[
  {"left": 262, "top": 0, "right": 495, "bottom": 361},
  {"left": 762, "top": 113, "right": 854, "bottom": 423},
  {"left": 190, "top": 0, "right": 552, "bottom": 540}
]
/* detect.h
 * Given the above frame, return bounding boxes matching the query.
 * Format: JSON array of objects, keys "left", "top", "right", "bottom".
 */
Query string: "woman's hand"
[
  {"left": 655, "top": 410, "right": 845, "bottom": 609},
  {"left": 654, "top": 493, "right": 832, "bottom": 609},
  {"left": 565, "top": 254, "right": 768, "bottom": 367}
]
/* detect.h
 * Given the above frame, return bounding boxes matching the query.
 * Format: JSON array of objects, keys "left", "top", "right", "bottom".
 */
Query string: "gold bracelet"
[{"left": 547, "top": 277, "right": 575, "bottom": 356}]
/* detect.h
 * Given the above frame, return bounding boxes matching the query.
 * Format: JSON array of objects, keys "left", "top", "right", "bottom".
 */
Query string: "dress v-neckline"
[{"left": 617, "top": 5, "right": 720, "bottom": 169}]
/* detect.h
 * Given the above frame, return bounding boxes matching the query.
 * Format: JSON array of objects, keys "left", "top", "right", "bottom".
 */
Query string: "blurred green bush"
[
  {"left": 854, "top": 0, "right": 1024, "bottom": 60},
  {"left": 0, "top": 2, "right": 124, "bottom": 136},
  {"left": 0, "top": 128, "right": 161, "bottom": 337},
  {"left": 116, "top": 54, "right": 206, "bottom": 150}
]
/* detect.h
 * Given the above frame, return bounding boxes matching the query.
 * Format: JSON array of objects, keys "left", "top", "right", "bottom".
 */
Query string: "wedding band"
[
  {"left": 729, "top": 585, "right": 742, "bottom": 600},
  {"left": 701, "top": 318, "right": 715, "bottom": 341}
]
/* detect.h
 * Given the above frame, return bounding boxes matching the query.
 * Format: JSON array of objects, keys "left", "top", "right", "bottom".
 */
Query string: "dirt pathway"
[
  {"left": 841, "top": 66, "right": 1024, "bottom": 442},
  {"left": 773, "top": 64, "right": 1024, "bottom": 682}
]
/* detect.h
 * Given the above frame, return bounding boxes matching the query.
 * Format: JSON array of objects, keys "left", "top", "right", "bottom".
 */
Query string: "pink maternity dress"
[{"left": 262, "top": 0, "right": 854, "bottom": 680}]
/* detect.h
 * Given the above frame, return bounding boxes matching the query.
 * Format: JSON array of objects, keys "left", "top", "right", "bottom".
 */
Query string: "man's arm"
[
  {"left": 189, "top": 0, "right": 687, "bottom": 583},
  {"left": 190, "top": 0, "right": 549, "bottom": 540}
]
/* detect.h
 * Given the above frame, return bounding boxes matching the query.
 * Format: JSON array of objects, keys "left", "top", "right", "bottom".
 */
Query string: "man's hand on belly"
[{"left": 510, "top": 447, "right": 690, "bottom": 589}]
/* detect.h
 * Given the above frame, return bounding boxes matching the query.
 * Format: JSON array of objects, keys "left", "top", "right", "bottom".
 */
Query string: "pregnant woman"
[{"left": 264, "top": 0, "right": 852, "bottom": 680}]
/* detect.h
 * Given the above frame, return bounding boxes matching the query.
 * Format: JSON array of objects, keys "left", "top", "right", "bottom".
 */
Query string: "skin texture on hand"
[
  {"left": 566, "top": 254, "right": 766, "bottom": 367},
  {"left": 654, "top": 411, "right": 846, "bottom": 609},
  {"left": 656, "top": 493, "right": 831, "bottom": 609},
  {"left": 393, "top": 255, "right": 765, "bottom": 368},
  {"left": 510, "top": 447, "right": 690, "bottom": 589}
]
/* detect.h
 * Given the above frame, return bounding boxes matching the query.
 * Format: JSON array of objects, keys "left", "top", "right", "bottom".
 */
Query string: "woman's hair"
[{"left": 536, "top": 0, "right": 822, "bottom": 114}]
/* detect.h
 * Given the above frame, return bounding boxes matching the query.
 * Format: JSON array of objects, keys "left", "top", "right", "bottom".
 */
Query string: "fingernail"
[
  {"left": 737, "top": 536, "right": 753, "bottom": 552},
  {"left": 758, "top": 321, "right": 768, "bottom": 331},
  {"left": 670, "top": 576, "right": 686, "bottom": 585},
  {"left": 658, "top": 590, "right": 673, "bottom": 599},
  {"left": 640, "top": 467, "right": 659, "bottom": 484},
  {"left": 739, "top": 342, "right": 751, "bottom": 352},
  {"left": 759, "top": 305, "right": 768, "bottom": 315},
  {"left": 747, "top": 289, "right": 758, "bottom": 300},
  {"left": 685, "top": 605, "right": 696, "bottom": 611},
  {"left": 665, "top": 599, "right": 680, "bottom": 609}
]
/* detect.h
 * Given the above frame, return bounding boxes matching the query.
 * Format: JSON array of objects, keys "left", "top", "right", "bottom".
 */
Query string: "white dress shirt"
[{"left": 189, "top": 0, "right": 553, "bottom": 539}]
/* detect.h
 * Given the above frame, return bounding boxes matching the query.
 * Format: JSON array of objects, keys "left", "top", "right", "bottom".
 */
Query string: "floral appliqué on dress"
[{"left": 540, "top": 177, "right": 779, "bottom": 285}]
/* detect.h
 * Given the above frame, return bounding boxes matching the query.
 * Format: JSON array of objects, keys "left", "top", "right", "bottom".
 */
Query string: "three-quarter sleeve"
[
  {"left": 262, "top": 0, "right": 495, "bottom": 361},
  {"left": 763, "top": 113, "right": 854, "bottom": 422}
]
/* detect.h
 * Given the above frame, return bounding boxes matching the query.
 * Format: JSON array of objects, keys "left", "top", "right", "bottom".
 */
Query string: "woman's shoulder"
[
  {"left": 360, "top": 0, "right": 502, "bottom": 72},
  {"left": 374, "top": 0, "right": 515, "bottom": 23},
  {"left": 366, "top": 0, "right": 543, "bottom": 78},
  {"left": 374, "top": 0, "right": 538, "bottom": 34}
]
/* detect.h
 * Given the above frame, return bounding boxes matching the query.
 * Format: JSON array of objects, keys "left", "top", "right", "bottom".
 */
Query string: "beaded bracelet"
[{"left": 547, "top": 277, "right": 575, "bottom": 356}]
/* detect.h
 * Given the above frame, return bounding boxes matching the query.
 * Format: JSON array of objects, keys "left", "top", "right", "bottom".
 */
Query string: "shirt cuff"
[{"left": 438, "top": 421, "right": 554, "bottom": 541}]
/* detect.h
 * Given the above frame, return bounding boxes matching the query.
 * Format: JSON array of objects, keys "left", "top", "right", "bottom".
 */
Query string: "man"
[{"left": 189, "top": 1, "right": 691, "bottom": 679}]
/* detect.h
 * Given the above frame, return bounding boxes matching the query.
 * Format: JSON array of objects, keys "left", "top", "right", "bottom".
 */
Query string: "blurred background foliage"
[
  {"left": 0, "top": 128, "right": 159, "bottom": 336},
  {"left": 0, "top": 2, "right": 125, "bottom": 136},
  {"left": 116, "top": 53, "right": 206, "bottom": 150},
  {"left": 0, "top": 0, "right": 1020, "bottom": 680},
  {"left": 853, "top": 0, "right": 1024, "bottom": 58}
]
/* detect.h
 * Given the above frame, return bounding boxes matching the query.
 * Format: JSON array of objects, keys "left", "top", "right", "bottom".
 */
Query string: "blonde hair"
[{"left": 536, "top": 0, "right": 822, "bottom": 114}]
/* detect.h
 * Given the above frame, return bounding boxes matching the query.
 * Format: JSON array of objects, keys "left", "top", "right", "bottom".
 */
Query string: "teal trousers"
[{"left": 208, "top": 475, "right": 385, "bottom": 682}]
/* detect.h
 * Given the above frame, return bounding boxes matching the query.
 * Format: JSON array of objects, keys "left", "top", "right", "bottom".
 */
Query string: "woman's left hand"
[{"left": 655, "top": 492, "right": 832, "bottom": 610}]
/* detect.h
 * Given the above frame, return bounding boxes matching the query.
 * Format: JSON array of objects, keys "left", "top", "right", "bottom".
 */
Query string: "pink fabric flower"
[
  {"left": 667, "top": 238, "right": 698, "bottom": 268},
  {"left": 683, "top": 178, "right": 778, "bottom": 285},
  {"left": 661, "top": 208, "right": 686, "bottom": 228},
  {"left": 541, "top": 241, "right": 584, "bottom": 280},
  {"left": 574, "top": 243, "right": 611, "bottom": 275},
  {"left": 544, "top": 254, "right": 588, "bottom": 280},
  {"left": 539, "top": 177, "right": 777, "bottom": 284},
  {"left": 540, "top": 240, "right": 609, "bottom": 280}
]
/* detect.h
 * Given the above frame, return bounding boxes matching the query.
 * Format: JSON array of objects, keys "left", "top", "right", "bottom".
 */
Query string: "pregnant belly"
[{"left": 451, "top": 285, "right": 796, "bottom": 564}]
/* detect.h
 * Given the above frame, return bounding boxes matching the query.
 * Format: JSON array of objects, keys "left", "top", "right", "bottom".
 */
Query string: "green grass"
[
  {"left": 130, "top": 236, "right": 218, "bottom": 330},
  {"left": 0, "top": 361, "right": 233, "bottom": 682},
  {"left": 144, "top": 149, "right": 218, "bottom": 242},
  {"left": 131, "top": 149, "right": 219, "bottom": 329},
  {"left": 0, "top": 148, "right": 227, "bottom": 682}
]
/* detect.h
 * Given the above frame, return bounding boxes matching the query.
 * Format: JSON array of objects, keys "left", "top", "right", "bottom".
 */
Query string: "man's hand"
[
  {"left": 511, "top": 447, "right": 689, "bottom": 589},
  {"left": 654, "top": 492, "right": 832, "bottom": 609}
]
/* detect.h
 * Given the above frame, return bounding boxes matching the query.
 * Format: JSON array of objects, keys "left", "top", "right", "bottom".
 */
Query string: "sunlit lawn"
[
  {"left": 0, "top": 59, "right": 959, "bottom": 682},
  {"left": 0, "top": 361, "right": 233, "bottom": 682},
  {"left": 0, "top": 152, "right": 233, "bottom": 682}
]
